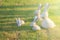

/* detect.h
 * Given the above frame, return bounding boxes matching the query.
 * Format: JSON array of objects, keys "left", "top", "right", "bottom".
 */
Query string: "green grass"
[{"left": 0, "top": 0, "right": 60, "bottom": 40}]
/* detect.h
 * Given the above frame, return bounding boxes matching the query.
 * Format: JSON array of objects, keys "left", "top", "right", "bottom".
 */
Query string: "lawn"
[{"left": 0, "top": 0, "right": 60, "bottom": 40}]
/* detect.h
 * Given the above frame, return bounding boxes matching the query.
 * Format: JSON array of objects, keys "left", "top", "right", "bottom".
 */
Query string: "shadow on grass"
[
  {"left": 0, "top": 10, "right": 34, "bottom": 16},
  {"left": 0, "top": 5, "right": 38, "bottom": 8},
  {"left": 0, "top": 23, "right": 32, "bottom": 31}
]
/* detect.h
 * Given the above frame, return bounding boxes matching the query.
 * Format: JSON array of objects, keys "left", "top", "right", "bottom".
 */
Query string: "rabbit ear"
[
  {"left": 16, "top": 18, "right": 21, "bottom": 20},
  {"left": 38, "top": 4, "right": 42, "bottom": 10},
  {"left": 16, "top": 18, "right": 17, "bottom": 20},
  {"left": 44, "top": 3, "right": 50, "bottom": 9}
]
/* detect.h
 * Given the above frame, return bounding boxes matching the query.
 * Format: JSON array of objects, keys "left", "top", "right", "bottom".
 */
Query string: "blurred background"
[{"left": 0, "top": 0, "right": 60, "bottom": 40}]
